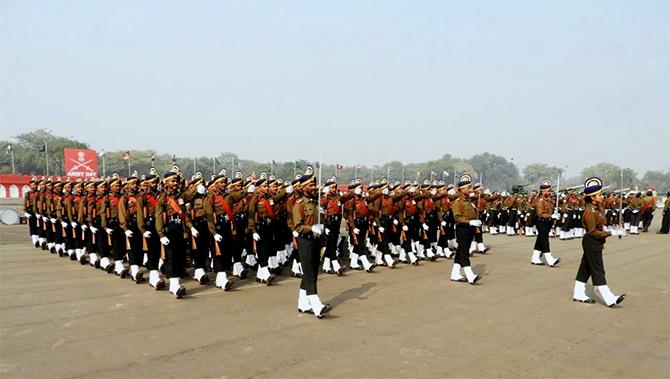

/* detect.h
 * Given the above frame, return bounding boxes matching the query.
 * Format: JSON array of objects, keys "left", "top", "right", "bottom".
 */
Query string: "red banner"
[{"left": 64, "top": 148, "right": 98, "bottom": 178}]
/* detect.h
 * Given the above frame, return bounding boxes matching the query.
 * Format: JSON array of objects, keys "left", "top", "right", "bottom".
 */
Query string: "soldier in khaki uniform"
[
  {"left": 320, "top": 176, "right": 353, "bottom": 275},
  {"left": 572, "top": 177, "right": 625, "bottom": 307},
  {"left": 530, "top": 179, "right": 561, "bottom": 267},
  {"left": 285, "top": 175, "right": 304, "bottom": 277},
  {"left": 343, "top": 179, "right": 375, "bottom": 272},
  {"left": 24, "top": 178, "right": 39, "bottom": 247},
  {"left": 187, "top": 172, "right": 211, "bottom": 286},
  {"left": 247, "top": 173, "right": 277, "bottom": 285},
  {"left": 136, "top": 171, "right": 165, "bottom": 290},
  {"left": 119, "top": 172, "right": 145, "bottom": 283},
  {"left": 156, "top": 171, "right": 191, "bottom": 298},
  {"left": 293, "top": 169, "right": 331, "bottom": 318},
  {"left": 658, "top": 192, "right": 670, "bottom": 234},
  {"left": 102, "top": 176, "right": 130, "bottom": 278},
  {"left": 450, "top": 174, "right": 481, "bottom": 284}
]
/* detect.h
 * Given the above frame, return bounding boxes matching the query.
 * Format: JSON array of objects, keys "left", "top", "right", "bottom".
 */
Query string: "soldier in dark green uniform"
[{"left": 293, "top": 168, "right": 331, "bottom": 318}]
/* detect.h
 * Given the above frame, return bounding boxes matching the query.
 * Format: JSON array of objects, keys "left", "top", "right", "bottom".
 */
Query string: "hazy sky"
[{"left": 1, "top": 0, "right": 668, "bottom": 176}]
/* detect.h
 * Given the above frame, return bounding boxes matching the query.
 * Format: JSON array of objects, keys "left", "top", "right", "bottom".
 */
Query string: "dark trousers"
[
  {"left": 641, "top": 210, "right": 654, "bottom": 230},
  {"left": 660, "top": 210, "right": 670, "bottom": 233},
  {"left": 255, "top": 219, "right": 273, "bottom": 267},
  {"left": 353, "top": 218, "right": 369, "bottom": 257},
  {"left": 630, "top": 211, "right": 641, "bottom": 227},
  {"left": 324, "top": 216, "right": 341, "bottom": 260},
  {"left": 298, "top": 235, "right": 322, "bottom": 295},
  {"left": 127, "top": 224, "right": 143, "bottom": 266},
  {"left": 144, "top": 227, "right": 160, "bottom": 271},
  {"left": 533, "top": 219, "right": 551, "bottom": 253},
  {"left": 378, "top": 216, "right": 393, "bottom": 254},
  {"left": 455, "top": 224, "right": 474, "bottom": 267},
  {"left": 28, "top": 213, "right": 37, "bottom": 236},
  {"left": 576, "top": 235, "right": 607, "bottom": 286},
  {"left": 163, "top": 220, "right": 186, "bottom": 278},
  {"left": 191, "top": 217, "right": 210, "bottom": 270},
  {"left": 212, "top": 218, "right": 233, "bottom": 272},
  {"left": 108, "top": 219, "right": 125, "bottom": 261}
]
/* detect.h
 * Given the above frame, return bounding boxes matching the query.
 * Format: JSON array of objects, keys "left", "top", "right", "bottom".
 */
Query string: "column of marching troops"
[{"left": 21, "top": 165, "right": 668, "bottom": 317}]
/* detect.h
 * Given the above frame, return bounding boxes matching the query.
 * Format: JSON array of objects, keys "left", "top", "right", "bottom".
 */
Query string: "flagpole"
[
  {"left": 231, "top": 157, "right": 234, "bottom": 175},
  {"left": 213, "top": 157, "right": 216, "bottom": 175},
  {"left": 387, "top": 166, "right": 390, "bottom": 182},
  {"left": 45, "top": 142, "right": 49, "bottom": 176},
  {"left": 127, "top": 157, "right": 131, "bottom": 177},
  {"left": 317, "top": 156, "right": 322, "bottom": 225},
  {"left": 9, "top": 146, "right": 16, "bottom": 174}
]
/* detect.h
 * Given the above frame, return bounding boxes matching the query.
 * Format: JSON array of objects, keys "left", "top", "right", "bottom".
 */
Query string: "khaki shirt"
[
  {"left": 582, "top": 203, "right": 610, "bottom": 240},
  {"left": 452, "top": 193, "right": 478, "bottom": 224},
  {"left": 292, "top": 195, "right": 318, "bottom": 235}
]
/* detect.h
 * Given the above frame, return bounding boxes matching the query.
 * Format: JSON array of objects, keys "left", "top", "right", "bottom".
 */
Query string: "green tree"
[
  {"left": 640, "top": 170, "right": 670, "bottom": 193},
  {"left": 580, "top": 163, "right": 639, "bottom": 190},
  {"left": 466, "top": 153, "right": 521, "bottom": 192},
  {"left": 523, "top": 163, "right": 565, "bottom": 187}
]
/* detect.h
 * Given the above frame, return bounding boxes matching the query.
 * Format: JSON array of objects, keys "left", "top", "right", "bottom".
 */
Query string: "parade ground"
[{"left": 1, "top": 220, "right": 668, "bottom": 379}]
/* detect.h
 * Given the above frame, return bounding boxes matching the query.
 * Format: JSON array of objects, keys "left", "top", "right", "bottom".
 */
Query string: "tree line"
[{"left": 1, "top": 129, "right": 668, "bottom": 193}]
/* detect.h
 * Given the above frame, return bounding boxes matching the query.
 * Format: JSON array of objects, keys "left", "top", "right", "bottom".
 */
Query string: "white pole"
[
  {"left": 213, "top": 157, "right": 216, "bottom": 175},
  {"left": 102, "top": 153, "right": 106, "bottom": 177},
  {"left": 10, "top": 148, "right": 16, "bottom": 174},
  {"left": 45, "top": 142, "right": 49, "bottom": 176},
  {"left": 317, "top": 156, "right": 322, "bottom": 225}
]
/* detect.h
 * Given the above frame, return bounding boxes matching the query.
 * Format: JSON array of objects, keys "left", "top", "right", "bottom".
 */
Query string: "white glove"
[
  {"left": 292, "top": 231, "right": 299, "bottom": 238},
  {"left": 125, "top": 230, "right": 133, "bottom": 237},
  {"left": 311, "top": 224, "right": 324, "bottom": 236},
  {"left": 143, "top": 231, "right": 152, "bottom": 238},
  {"left": 160, "top": 237, "right": 170, "bottom": 245},
  {"left": 322, "top": 186, "right": 330, "bottom": 194},
  {"left": 214, "top": 234, "right": 223, "bottom": 242},
  {"left": 551, "top": 213, "right": 560, "bottom": 220},
  {"left": 61, "top": 221, "right": 68, "bottom": 228},
  {"left": 105, "top": 228, "right": 113, "bottom": 235},
  {"left": 90, "top": 226, "right": 98, "bottom": 233},
  {"left": 402, "top": 225, "right": 408, "bottom": 231},
  {"left": 71, "top": 222, "right": 78, "bottom": 228},
  {"left": 196, "top": 183, "right": 206, "bottom": 195},
  {"left": 469, "top": 220, "right": 482, "bottom": 227},
  {"left": 81, "top": 224, "right": 88, "bottom": 231},
  {"left": 378, "top": 226, "right": 385, "bottom": 233},
  {"left": 393, "top": 219, "right": 399, "bottom": 225},
  {"left": 422, "top": 223, "right": 429, "bottom": 231},
  {"left": 190, "top": 227, "right": 199, "bottom": 237},
  {"left": 24, "top": 212, "right": 31, "bottom": 218},
  {"left": 35, "top": 213, "right": 41, "bottom": 218},
  {"left": 354, "top": 187, "right": 362, "bottom": 195},
  {"left": 353, "top": 228, "right": 360, "bottom": 234},
  {"left": 286, "top": 185, "right": 293, "bottom": 194},
  {"left": 325, "top": 228, "right": 330, "bottom": 235},
  {"left": 441, "top": 221, "right": 446, "bottom": 226},
  {"left": 372, "top": 222, "right": 377, "bottom": 227},
  {"left": 50, "top": 218, "right": 56, "bottom": 223},
  {"left": 632, "top": 210, "right": 639, "bottom": 214},
  {"left": 42, "top": 216, "right": 48, "bottom": 222},
  {"left": 253, "top": 232, "right": 261, "bottom": 241},
  {"left": 247, "top": 185, "right": 256, "bottom": 194}
]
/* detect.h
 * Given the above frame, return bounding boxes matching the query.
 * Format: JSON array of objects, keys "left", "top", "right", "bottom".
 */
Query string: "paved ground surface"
[{"left": 1, "top": 219, "right": 669, "bottom": 378}]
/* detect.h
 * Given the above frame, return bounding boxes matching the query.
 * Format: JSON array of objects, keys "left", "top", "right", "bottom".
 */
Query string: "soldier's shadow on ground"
[
  {"left": 474, "top": 263, "right": 488, "bottom": 276},
  {"left": 327, "top": 282, "right": 376, "bottom": 307}
]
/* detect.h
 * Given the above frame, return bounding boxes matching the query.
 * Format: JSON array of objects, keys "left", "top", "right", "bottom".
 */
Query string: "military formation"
[{"left": 22, "top": 166, "right": 662, "bottom": 314}]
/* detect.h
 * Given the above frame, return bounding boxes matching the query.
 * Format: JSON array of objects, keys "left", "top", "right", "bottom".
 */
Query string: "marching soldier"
[
  {"left": 228, "top": 172, "right": 251, "bottom": 279},
  {"left": 659, "top": 192, "right": 670, "bottom": 234},
  {"left": 372, "top": 179, "right": 400, "bottom": 268},
  {"left": 450, "top": 174, "right": 481, "bottom": 284},
  {"left": 78, "top": 181, "right": 96, "bottom": 267},
  {"left": 285, "top": 175, "right": 304, "bottom": 277},
  {"left": 93, "top": 180, "right": 114, "bottom": 273},
  {"left": 247, "top": 173, "right": 276, "bottom": 285},
  {"left": 119, "top": 172, "right": 145, "bottom": 283},
  {"left": 187, "top": 172, "right": 211, "bottom": 286},
  {"left": 23, "top": 178, "right": 39, "bottom": 248},
  {"left": 205, "top": 174, "right": 245, "bottom": 290},
  {"left": 136, "top": 170, "right": 165, "bottom": 290},
  {"left": 530, "top": 179, "right": 561, "bottom": 267},
  {"left": 156, "top": 170, "right": 190, "bottom": 298},
  {"left": 103, "top": 176, "right": 130, "bottom": 278},
  {"left": 293, "top": 168, "right": 331, "bottom": 318},
  {"left": 320, "top": 176, "right": 353, "bottom": 275},
  {"left": 343, "top": 179, "right": 375, "bottom": 272},
  {"left": 572, "top": 177, "right": 626, "bottom": 307}
]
